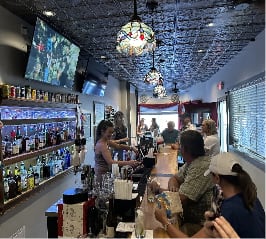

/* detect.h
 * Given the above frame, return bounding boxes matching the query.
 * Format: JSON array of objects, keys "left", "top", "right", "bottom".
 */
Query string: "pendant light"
[
  {"left": 116, "top": 0, "right": 156, "bottom": 56},
  {"left": 144, "top": 49, "right": 163, "bottom": 85}
]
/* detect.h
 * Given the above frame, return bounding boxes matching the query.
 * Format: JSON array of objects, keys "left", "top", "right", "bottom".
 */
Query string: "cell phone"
[{"left": 209, "top": 184, "right": 223, "bottom": 220}]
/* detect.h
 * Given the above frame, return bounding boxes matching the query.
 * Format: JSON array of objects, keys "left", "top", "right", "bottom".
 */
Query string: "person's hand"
[
  {"left": 170, "top": 143, "right": 178, "bottom": 150},
  {"left": 154, "top": 201, "right": 168, "bottom": 225},
  {"left": 150, "top": 180, "right": 160, "bottom": 194},
  {"left": 168, "top": 176, "right": 179, "bottom": 192},
  {"left": 120, "top": 138, "right": 129, "bottom": 143},
  {"left": 204, "top": 212, "right": 240, "bottom": 238},
  {"left": 213, "top": 216, "right": 239, "bottom": 238},
  {"left": 128, "top": 160, "right": 140, "bottom": 168}
]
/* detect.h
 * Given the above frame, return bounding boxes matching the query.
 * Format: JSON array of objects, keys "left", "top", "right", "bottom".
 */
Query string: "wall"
[{"left": 0, "top": 6, "right": 122, "bottom": 168}]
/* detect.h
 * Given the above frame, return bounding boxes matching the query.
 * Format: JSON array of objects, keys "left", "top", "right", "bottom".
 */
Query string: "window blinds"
[{"left": 229, "top": 74, "right": 265, "bottom": 162}]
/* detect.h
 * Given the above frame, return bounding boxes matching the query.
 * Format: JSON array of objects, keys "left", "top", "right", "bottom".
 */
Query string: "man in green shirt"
[{"left": 153, "top": 130, "right": 213, "bottom": 235}]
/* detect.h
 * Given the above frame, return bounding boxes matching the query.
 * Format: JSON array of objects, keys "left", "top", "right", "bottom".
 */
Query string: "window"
[{"left": 229, "top": 73, "right": 265, "bottom": 163}]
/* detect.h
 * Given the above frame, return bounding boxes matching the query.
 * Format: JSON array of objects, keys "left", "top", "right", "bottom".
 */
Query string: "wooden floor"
[{"left": 0, "top": 169, "right": 78, "bottom": 238}]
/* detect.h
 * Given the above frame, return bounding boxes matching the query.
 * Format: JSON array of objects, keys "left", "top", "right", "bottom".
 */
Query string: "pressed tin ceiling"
[{"left": 0, "top": 0, "right": 265, "bottom": 96}]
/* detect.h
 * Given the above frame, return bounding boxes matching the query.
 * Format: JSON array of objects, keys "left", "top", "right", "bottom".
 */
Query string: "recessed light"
[
  {"left": 197, "top": 49, "right": 204, "bottom": 53},
  {"left": 43, "top": 10, "right": 56, "bottom": 17},
  {"left": 207, "top": 22, "right": 214, "bottom": 27},
  {"left": 100, "top": 56, "right": 107, "bottom": 59}
]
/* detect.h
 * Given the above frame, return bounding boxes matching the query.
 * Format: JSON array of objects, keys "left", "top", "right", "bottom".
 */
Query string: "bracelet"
[{"left": 163, "top": 221, "right": 172, "bottom": 231}]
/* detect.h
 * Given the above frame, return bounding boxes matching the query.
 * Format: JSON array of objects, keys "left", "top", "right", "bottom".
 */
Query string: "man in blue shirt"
[{"left": 161, "top": 121, "right": 179, "bottom": 144}]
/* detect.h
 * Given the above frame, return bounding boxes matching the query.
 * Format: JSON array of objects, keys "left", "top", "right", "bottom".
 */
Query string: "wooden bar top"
[{"left": 141, "top": 146, "right": 178, "bottom": 238}]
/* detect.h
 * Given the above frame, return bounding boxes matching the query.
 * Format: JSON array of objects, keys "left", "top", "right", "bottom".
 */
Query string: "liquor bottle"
[
  {"left": 20, "top": 163, "right": 27, "bottom": 192},
  {"left": 4, "top": 178, "right": 9, "bottom": 201},
  {"left": 14, "top": 166, "right": 22, "bottom": 195},
  {"left": 12, "top": 137, "right": 19, "bottom": 155},
  {"left": 87, "top": 197, "right": 100, "bottom": 237},
  {"left": 6, "top": 166, "right": 11, "bottom": 178},
  {"left": 8, "top": 176, "right": 17, "bottom": 199},
  {"left": 4, "top": 135, "right": 12, "bottom": 158},
  {"left": 28, "top": 132, "right": 34, "bottom": 151},
  {"left": 16, "top": 126, "right": 23, "bottom": 154},
  {"left": 27, "top": 165, "right": 34, "bottom": 190},
  {"left": 55, "top": 127, "right": 62, "bottom": 145},
  {"left": 106, "top": 194, "right": 117, "bottom": 238},
  {"left": 35, "top": 131, "right": 39, "bottom": 150},
  {"left": 22, "top": 130, "right": 30, "bottom": 153},
  {"left": 34, "top": 167, "right": 40, "bottom": 186}
]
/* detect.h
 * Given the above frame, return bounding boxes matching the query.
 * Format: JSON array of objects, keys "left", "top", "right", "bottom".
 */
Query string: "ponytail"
[{"left": 220, "top": 164, "right": 257, "bottom": 211}]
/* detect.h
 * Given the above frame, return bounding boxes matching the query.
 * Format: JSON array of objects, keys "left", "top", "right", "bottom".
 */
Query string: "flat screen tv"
[
  {"left": 76, "top": 57, "right": 108, "bottom": 97},
  {"left": 82, "top": 72, "right": 108, "bottom": 97},
  {"left": 25, "top": 18, "right": 80, "bottom": 89}
]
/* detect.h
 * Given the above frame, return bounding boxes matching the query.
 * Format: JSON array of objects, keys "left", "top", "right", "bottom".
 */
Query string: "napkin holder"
[{"left": 143, "top": 156, "right": 156, "bottom": 168}]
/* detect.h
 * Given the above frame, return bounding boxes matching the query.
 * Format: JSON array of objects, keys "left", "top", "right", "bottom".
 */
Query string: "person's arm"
[
  {"left": 110, "top": 137, "right": 129, "bottom": 144},
  {"left": 108, "top": 140, "right": 138, "bottom": 154},
  {"left": 168, "top": 175, "right": 181, "bottom": 191},
  {"left": 155, "top": 203, "right": 208, "bottom": 238},
  {"left": 100, "top": 143, "right": 140, "bottom": 168}
]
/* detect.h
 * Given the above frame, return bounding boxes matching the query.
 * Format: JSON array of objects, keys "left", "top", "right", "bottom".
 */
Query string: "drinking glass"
[
  {"left": 135, "top": 207, "right": 145, "bottom": 238},
  {"left": 146, "top": 177, "right": 155, "bottom": 203}
]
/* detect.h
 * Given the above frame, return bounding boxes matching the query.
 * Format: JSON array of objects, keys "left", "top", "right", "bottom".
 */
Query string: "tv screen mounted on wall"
[{"left": 25, "top": 18, "right": 80, "bottom": 89}]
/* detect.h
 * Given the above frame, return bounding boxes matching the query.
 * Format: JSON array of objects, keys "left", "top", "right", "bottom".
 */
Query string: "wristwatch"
[{"left": 163, "top": 221, "right": 172, "bottom": 231}]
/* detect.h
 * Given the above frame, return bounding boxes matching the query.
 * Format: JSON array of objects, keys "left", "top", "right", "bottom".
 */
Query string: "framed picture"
[
  {"left": 93, "top": 101, "right": 105, "bottom": 125},
  {"left": 82, "top": 112, "right": 91, "bottom": 138}
]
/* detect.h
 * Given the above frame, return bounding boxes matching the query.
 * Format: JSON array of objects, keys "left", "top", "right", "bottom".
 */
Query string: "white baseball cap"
[{"left": 204, "top": 152, "right": 241, "bottom": 176}]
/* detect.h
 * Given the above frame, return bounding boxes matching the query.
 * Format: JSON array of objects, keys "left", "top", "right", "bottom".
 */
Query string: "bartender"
[{"left": 94, "top": 120, "right": 139, "bottom": 181}]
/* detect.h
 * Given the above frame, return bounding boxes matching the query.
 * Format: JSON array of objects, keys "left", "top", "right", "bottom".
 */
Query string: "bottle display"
[
  {"left": 0, "top": 103, "right": 77, "bottom": 210},
  {"left": 2, "top": 146, "right": 74, "bottom": 203},
  {"left": 1, "top": 121, "right": 76, "bottom": 159}
]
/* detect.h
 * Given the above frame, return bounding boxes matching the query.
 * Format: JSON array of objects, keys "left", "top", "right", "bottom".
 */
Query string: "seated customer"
[
  {"left": 155, "top": 152, "right": 265, "bottom": 238},
  {"left": 161, "top": 121, "right": 179, "bottom": 144},
  {"left": 201, "top": 119, "right": 220, "bottom": 156},
  {"left": 152, "top": 130, "right": 213, "bottom": 235},
  {"left": 94, "top": 120, "right": 139, "bottom": 181},
  {"left": 181, "top": 117, "right": 196, "bottom": 132}
]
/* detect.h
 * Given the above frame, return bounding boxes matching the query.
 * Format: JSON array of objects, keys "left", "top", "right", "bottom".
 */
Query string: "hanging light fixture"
[
  {"left": 153, "top": 79, "right": 167, "bottom": 98},
  {"left": 116, "top": 0, "right": 156, "bottom": 56},
  {"left": 144, "top": 49, "right": 163, "bottom": 85}
]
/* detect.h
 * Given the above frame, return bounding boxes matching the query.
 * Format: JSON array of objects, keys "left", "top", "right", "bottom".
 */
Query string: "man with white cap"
[{"left": 155, "top": 152, "right": 265, "bottom": 238}]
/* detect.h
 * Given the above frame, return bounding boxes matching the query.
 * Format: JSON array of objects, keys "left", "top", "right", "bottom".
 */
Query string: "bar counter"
[
  {"left": 45, "top": 146, "right": 178, "bottom": 238},
  {"left": 141, "top": 145, "right": 178, "bottom": 238}
]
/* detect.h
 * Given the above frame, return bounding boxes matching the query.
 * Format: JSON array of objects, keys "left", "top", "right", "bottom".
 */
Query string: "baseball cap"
[{"left": 204, "top": 152, "right": 241, "bottom": 176}]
